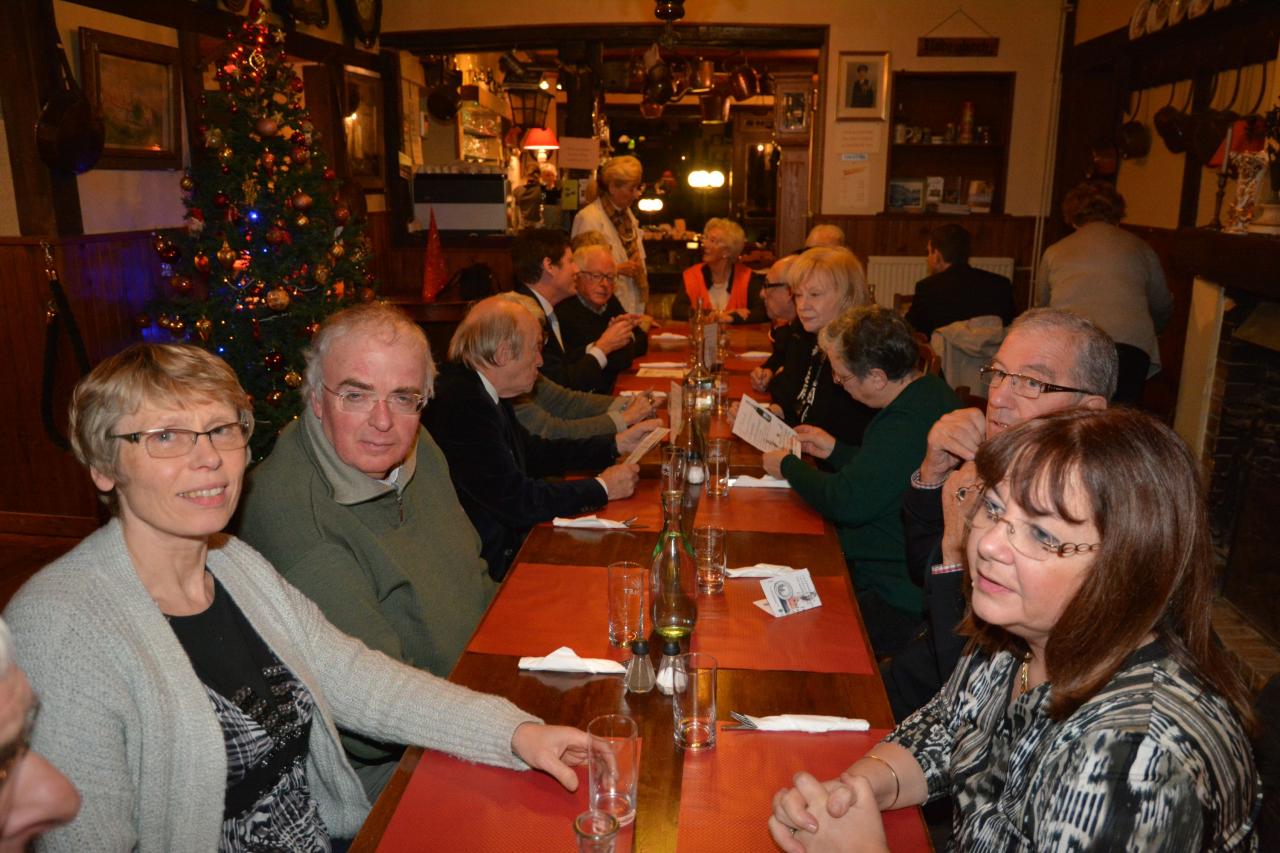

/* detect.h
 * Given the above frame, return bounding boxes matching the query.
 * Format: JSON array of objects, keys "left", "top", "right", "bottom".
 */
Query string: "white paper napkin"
[
  {"left": 651, "top": 333, "right": 688, "bottom": 342},
  {"left": 727, "top": 563, "right": 798, "bottom": 579},
  {"left": 517, "top": 646, "right": 625, "bottom": 674},
  {"left": 638, "top": 361, "right": 685, "bottom": 368},
  {"left": 732, "top": 475, "right": 791, "bottom": 489},
  {"left": 552, "top": 515, "right": 628, "bottom": 529},
  {"left": 738, "top": 350, "right": 772, "bottom": 359},
  {"left": 743, "top": 714, "right": 870, "bottom": 732}
]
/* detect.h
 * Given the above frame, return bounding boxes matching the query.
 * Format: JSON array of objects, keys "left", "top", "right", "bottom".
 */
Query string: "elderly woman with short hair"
[
  {"left": 763, "top": 305, "right": 959, "bottom": 657},
  {"left": 672, "top": 217, "right": 767, "bottom": 324},
  {"left": 571, "top": 154, "right": 649, "bottom": 314},
  {"left": 770, "top": 407, "right": 1260, "bottom": 852},
  {"left": 4, "top": 342, "right": 590, "bottom": 851}
]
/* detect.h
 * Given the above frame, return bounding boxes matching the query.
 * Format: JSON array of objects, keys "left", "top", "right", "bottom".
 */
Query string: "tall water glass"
[
  {"left": 587, "top": 714, "right": 639, "bottom": 826},
  {"left": 673, "top": 652, "right": 718, "bottom": 751},
  {"left": 573, "top": 811, "right": 620, "bottom": 853},
  {"left": 606, "top": 561, "right": 645, "bottom": 647},
  {"left": 660, "top": 446, "right": 687, "bottom": 494},
  {"left": 705, "top": 438, "right": 731, "bottom": 497},
  {"left": 693, "top": 525, "right": 726, "bottom": 594}
]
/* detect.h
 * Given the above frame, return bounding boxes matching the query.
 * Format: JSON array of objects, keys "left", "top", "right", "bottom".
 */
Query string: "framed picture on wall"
[
  {"left": 836, "top": 51, "right": 890, "bottom": 121},
  {"left": 79, "top": 28, "right": 182, "bottom": 170}
]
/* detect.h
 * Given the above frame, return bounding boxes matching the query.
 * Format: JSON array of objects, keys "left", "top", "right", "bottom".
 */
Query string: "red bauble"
[
  {"left": 213, "top": 193, "right": 230, "bottom": 208},
  {"left": 333, "top": 206, "right": 350, "bottom": 225},
  {"left": 291, "top": 191, "right": 312, "bottom": 210},
  {"left": 323, "top": 167, "right": 336, "bottom": 181},
  {"left": 291, "top": 147, "right": 309, "bottom": 165},
  {"left": 194, "top": 252, "right": 211, "bottom": 273},
  {"left": 255, "top": 117, "right": 278, "bottom": 137},
  {"left": 291, "top": 77, "right": 304, "bottom": 92},
  {"left": 291, "top": 131, "right": 306, "bottom": 145}
]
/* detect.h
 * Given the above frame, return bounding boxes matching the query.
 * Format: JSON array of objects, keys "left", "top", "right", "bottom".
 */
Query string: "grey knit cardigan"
[{"left": 4, "top": 519, "right": 538, "bottom": 852}]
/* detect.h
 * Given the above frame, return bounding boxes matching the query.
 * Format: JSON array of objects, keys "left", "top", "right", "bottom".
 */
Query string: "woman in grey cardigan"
[{"left": 4, "top": 343, "right": 590, "bottom": 852}]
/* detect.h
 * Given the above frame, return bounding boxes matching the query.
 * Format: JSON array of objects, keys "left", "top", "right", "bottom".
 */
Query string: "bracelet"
[
  {"left": 863, "top": 753, "right": 899, "bottom": 809},
  {"left": 911, "top": 468, "right": 947, "bottom": 490}
]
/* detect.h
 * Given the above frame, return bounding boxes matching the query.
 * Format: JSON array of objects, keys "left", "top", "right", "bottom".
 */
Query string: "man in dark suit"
[
  {"left": 555, "top": 243, "right": 648, "bottom": 393},
  {"left": 512, "top": 228, "right": 636, "bottom": 393},
  {"left": 904, "top": 223, "right": 1015, "bottom": 337},
  {"left": 424, "top": 294, "right": 658, "bottom": 580}
]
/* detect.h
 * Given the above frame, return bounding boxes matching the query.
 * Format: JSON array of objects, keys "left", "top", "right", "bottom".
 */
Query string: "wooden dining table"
[{"left": 350, "top": 322, "right": 930, "bottom": 852}]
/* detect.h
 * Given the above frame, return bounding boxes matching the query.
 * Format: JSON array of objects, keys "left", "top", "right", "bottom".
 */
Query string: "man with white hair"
[
  {"left": 426, "top": 296, "right": 656, "bottom": 581},
  {"left": 883, "top": 308, "right": 1118, "bottom": 720},
  {"left": 556, "top": 241, "right": 648, "bottom": 393},
  {"left": 805, "top": 223, "right": 846, "bottom": 248},
  {"left": 238, "top": 302, "right": 497, "bottom": 796},
  {"left": 0, "top": 616, "right": 80, "bottom": 850}
]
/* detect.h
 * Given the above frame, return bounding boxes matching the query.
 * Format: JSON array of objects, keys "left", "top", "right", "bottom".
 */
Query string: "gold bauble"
[
  {"left": 294, "top": 213, "right": 309, "bottom": 228},
  {"left": 328, "top": 242, "right": 345, "bottom": 259},
  {"left": 313, "top": 263, "right": 331, "bottom": 284},
  {"left": 194, "top": 316, "right": 213, "bottom": 341},
  {"left": 218, "top": 146, "right": 234, "bottom": 165},
  {"left": 283, "top": 369, "right": 303, "bottom": 388},
  {"left": 216, "top": 240, "right": 237, "bottom": 269},
  {"left": 265, "top": 287, "right": 291, "bottom": 311}
]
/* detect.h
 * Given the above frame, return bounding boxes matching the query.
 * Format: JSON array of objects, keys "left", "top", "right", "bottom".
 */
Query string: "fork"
[{"left": 729, "top": 711, "right": 758, "bottom": 729}]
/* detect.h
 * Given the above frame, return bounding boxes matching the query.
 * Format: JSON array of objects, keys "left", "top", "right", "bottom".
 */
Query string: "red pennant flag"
[{"left": 422, "top": 209, "right": 448, "bottom": 302}]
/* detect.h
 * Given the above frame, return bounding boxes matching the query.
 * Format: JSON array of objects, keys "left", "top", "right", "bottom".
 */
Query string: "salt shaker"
[
  {"left": 685, "top": 451, "right": 706, "bottom": 485},
  {"left": 624, "top": 639, "right": 655, "bottom": 694},
  {"left": 655, "top": 639, "right": 681, "bottom": 695}
]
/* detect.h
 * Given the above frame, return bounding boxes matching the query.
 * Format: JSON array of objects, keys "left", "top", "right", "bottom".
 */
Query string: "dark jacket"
[
  {"left": 905, "top": 263, "right": 1015, "bottom": 338},
  {"left": 516, "top": 283, "right": 607, "bottom": 392},
  {"left": 424, "top": 362, "right": 616, "bottom": 580},
  {"left": 555, "top": 294, "right": 649, "bottom": 393}
]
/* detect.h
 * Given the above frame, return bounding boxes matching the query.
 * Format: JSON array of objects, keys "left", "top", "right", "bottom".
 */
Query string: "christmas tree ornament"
[
  {"left": 213, "top": 192, "right": 230, "bottom": 208},
  {"left": 265, "top": 224, "right": 287, "bottom": 245},
  {"left": 216, "top": 240, "right": 237, "bottom": 268},
  {"left": 291, "top": 191, "right": 312, "bottom": 210},
  {"left": 264, "top": 351, "right": 284, "bottom": 372},
  {"left": 329, "top": 242, "right": 345, "bottom": 259},
  {"left": 294, "top": 214, "right": 309, "bottom": 228},
  {"left": 333, "top": 205, "right": 350, "bottom": 225},
  {"left": 170, "top": 274, "right": 193, "bottom": 294},
  {"left": 265, "top": 287, "right": 291, "bottom": 311},
  {"left": 195, "top": 317, "right": 213, "bottom": 341},
  {"left": 323, "top": 167, "right": 336, "bottom": 181},
  {"left": 194, "top": 252, "right": 211, "bottom": 273},
  {"left": 283, "top": 369, "right": 303, "bottom": 388},
  {"left": 266, "top": 389, "right": 285, "bottom": 406},
  {"left": 255, "top": 117, "right": 278, "bottom": 138},
  {"left": 160, "top": 242, "right": 182, "bottom": 263},
  {"left": 168, "top": 317, "right": 186, "bottom": 335},
  {"left": 204, "top": 127, "right": 223, "bottom": 148},
  {"left": 303, "top": 321, "right": 321, "bottom": 338},
  {"left": 218, "top": 146, "right": 234, "bottom": 165},
  {"left": 181, "top": 175, "right": 195, "bottom": 192},
  {"left": 291, "top": 76, "right": 304, "bottom": 93}
]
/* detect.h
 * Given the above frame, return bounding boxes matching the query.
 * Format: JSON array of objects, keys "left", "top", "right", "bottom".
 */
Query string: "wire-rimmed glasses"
[
  {"left": 109, "top": 421, "right": 251, "bottom": 459},
  {"left": 958, "top": 482, "right": 1101, "bottom": 560}
]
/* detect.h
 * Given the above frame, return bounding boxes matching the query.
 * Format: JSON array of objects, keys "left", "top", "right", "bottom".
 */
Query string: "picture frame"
[
  {"left": 78, "top": 28, "right": 182, "bottom": 170},
  {"left": 836, "top": 51, "right": 890, "bottom": 121},
  {"left": 887, "top": 178, "right": 925, "bottom": 212},
  {"left": 273, "top": 0, "right": 330, "bottom": 28},
  {"left": 344, "top": 69, "right": 385, "bottom": 190}
]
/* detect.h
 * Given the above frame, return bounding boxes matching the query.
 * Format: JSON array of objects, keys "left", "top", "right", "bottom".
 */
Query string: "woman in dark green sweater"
[{"left": 763, "top": 306, "right": 959, "bottom": 658}]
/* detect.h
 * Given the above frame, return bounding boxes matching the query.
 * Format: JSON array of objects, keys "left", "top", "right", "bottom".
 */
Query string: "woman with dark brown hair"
[
  {"left": 769, "top": 407, "right": 1260, "bottom": 852},
  {"left": 1034, "top": 180, "right": 1173, "bottom": 406}
]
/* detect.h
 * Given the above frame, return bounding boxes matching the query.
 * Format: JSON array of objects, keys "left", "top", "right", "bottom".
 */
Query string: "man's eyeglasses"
[
  {"left": 0, "top": 698, "right": 38, "bottom": 786},
  {"left": 957, "top": 482, "right": 1101, "bottom": 560},
  {"left": 978, "top": 365, "right": 1093, "bottom": 400},
  {"left": 110, "top": 420, "right": 251, "bottom": 459},
  {"left": 577, "top": 271, "right": 618, "bottom": 285},
  {"left": 322, "top": 384, "right": 426, "bottom": 415}
]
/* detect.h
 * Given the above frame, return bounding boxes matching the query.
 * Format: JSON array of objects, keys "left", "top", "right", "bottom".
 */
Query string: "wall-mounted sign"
[{"left": 916, "top": 37, "right": 999, "bottom": 57}]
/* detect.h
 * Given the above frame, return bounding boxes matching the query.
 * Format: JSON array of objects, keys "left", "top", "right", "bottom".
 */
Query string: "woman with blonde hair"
[
  {"left": 571, "top": 155, "right": 649, "bottom": 314},
  {"left": 671, "top": 217, "right": 767, "bottom": 324}
]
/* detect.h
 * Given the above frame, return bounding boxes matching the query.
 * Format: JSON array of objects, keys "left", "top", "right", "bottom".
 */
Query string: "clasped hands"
[{"left": 769, "top": 771, "right": 889, "bottom": 853}]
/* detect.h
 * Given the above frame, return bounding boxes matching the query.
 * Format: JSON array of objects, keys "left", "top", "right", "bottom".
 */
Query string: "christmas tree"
[{"left": 150, "top": 3, "right": 374, "bottom": 459}]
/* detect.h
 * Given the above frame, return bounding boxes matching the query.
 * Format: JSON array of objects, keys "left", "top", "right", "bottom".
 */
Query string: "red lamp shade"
[{"left": 522, "top": 127, "right": 560, "bottom": 151}]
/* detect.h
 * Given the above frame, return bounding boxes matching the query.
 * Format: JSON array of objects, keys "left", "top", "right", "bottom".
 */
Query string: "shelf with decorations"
[{"left": 885, "top": 72, "right": 1014, "bottom": 215}]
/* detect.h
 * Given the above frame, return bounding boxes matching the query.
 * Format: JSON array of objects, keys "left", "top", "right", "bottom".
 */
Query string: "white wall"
[{"left": 382, "top": 0, "right": 1067, "bottom": 216}]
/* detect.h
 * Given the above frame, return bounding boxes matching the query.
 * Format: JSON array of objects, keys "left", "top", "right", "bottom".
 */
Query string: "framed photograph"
[
  {"left": 887, "top": 178, "right": 924, "bottom": 211},
  {"left": 836, "top": 51, "right": 890, "bottom": 121},
  {"left": 344, "top": 69, "right": 385, "bottom": 190},
  {"left": 773, "top": 72, "right": 813, "bottom": 142},
  {"left": 79, "top": 29, "right": 182, "bottom": 170}
]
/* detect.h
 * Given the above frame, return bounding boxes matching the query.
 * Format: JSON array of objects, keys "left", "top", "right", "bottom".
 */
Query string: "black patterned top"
[
  {"left": 169, "top": 577, "right": 329, "bottom": 852},
  {"left": 886, "top": 641, "right": 1261, "bottom": 851}
]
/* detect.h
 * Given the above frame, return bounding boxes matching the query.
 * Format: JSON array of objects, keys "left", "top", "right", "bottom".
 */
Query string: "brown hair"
[
  {"left": 960, "top": 408, "right": 1255, "bottom": 729},
  {"left": 1061, "top": 179, "right": 1126, "bottom": 226}
]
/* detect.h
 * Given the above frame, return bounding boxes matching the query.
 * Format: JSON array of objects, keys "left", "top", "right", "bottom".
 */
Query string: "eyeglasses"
[
  {"left": 322, "top": 384, "right": 427, "bottom": 415},
  {"left": 110, "top": 420, "right": 251, "bottom": 459},
  {"left": 577, "top": 270, "right": 617, "bottom": 285},
  {"left": 978, "top": 365, "right": 1093, "bottom": 399},
  {"left": 959, "top": 483, "right": 1101, "bottom": 560},
  {"left": 0, "top": 698, "right": 39, "bottom": 786},
  {"left": 831, "top": 369, "right": 856, "bottom": 388}
]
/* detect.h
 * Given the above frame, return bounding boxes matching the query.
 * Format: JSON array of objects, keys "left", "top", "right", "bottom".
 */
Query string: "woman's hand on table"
[
  {"left": 769, "top": 773, "right": 889, "bottom": 853},
  {"left": 749, "top": 366, "right": 774, "bottom": 393},
  {"left": 794, "top": 425, "right": 835, "bottom": 460},
  {"left": 510, "top": 723, "right": 591, "bottom": 792},
  {"left": 616, "top": 419, "right": 663, "bottom": 454},
  {"left": 761, "top": 449, "right": 791, "bottom": 479}
]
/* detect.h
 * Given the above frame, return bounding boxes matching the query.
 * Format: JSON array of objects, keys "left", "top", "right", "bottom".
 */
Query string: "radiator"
[{"left": 865, "top": 256, "right": 1015, "bottom": 311}]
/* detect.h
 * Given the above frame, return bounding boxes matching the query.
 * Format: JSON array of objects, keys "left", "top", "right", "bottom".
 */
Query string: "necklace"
[{"left": 1018, "top": 652, "right": 1031, "bottom": 695}]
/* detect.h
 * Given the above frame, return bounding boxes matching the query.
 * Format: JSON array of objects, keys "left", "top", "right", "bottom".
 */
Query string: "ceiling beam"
[{"left": 381, "top": 24, "right": 827, "bottom": 55}]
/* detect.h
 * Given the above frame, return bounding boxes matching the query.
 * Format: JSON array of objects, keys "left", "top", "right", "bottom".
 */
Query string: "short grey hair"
[
  {"left": 449, "top": 295, "right": 537, "bottom": 370},
  {"left": 303, "top": 302, "right": 435, "bottom": 402},
  {"left": 704, "top": 218, "right": 746, "bottom": 258},
  {"left": 571, "top": 230, "right": 611, "bottom": 252},
  {"left": 768, "top": 254, "right": 799, "bottom": 285},
  {"left": 1010, "top": 308, "right": 1119, "bottom": 400},
  {"left": 805, "top": 224, "right": 846, "bottom": 248},
  {"left": 573, "top": 242, "right": 614, "bottom": 268},
  {"left": 819, "top": 305, "right": 919, "bottom": 381},
  {"left": 790, "top": 246, "right": 869, "bottom": 310}
]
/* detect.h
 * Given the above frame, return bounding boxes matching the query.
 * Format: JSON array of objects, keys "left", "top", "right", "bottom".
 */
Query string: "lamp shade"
[
  {"left": 506, "top": 83, "right": 553, "bottom": 130},
  {"left": 522, "top": 127, "right": 560, "bottom": 151}
]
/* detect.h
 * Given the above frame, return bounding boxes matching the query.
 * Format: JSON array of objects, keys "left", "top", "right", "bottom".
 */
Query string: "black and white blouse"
[{"left": 887, "top": 641, "right": 1261, "bottom": 851}]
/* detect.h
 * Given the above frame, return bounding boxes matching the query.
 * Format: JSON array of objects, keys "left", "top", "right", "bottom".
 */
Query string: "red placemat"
[
  {"left": 676, "top": 725, "right": 930, "bottom": 852},
  {"left": 467, "top": 563, "right": 625, "bottom": 661},
  {"left": 695, "top": 486, "right": 825, "bottom": 536},
  {"left": 691, "top": 576, "right": 873, "bottom": 674},
  {"left": 376, "top": 751, "right": 635, "bottom": 852}
]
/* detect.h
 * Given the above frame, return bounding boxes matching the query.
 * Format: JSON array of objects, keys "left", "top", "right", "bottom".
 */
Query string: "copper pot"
[
  {"left": 700, "top": 91, "right": 730, "bottom": 123},
  {"left": 730, "top": 64, "right": 759, "bottom": 101}
]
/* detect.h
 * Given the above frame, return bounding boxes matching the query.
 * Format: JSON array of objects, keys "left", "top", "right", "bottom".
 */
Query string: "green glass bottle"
[{"left": 650, "top": 489, "right": 697, "bottom": 642}]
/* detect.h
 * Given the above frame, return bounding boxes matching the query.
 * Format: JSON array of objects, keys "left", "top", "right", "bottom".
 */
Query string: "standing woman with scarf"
[{"left": 572, "top": 156, "right": 649, "bottom": 315}]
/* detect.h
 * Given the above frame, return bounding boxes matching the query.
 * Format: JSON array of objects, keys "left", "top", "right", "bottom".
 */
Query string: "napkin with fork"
[
  {"left": 517, "top": 646, "right": 625, "bottom": 674},
  {"left": 740, "top": 714, "right": 869, "bottom": 732}
]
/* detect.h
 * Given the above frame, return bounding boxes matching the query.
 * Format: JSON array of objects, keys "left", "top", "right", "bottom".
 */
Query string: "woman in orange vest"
[{"left": 671, "top": 218, "right": 767, "bottom": 323}]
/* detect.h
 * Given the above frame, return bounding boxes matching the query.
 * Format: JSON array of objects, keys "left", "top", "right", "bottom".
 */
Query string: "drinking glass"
[
  {"left": 660, "top": 446, "right": 687, "bottom": 494},
  {"left": 673, "top": 652, "right": 717, "bottom": 751},
  {"left": 606, "top": 561, "right": 645, "bottom": 647},
  {"left": 711, "top": 371, "right": 728, "bottom": 417},
  {"left": 573, "top": 810, "right": 620, "bottom": 853},
  {"left": 693, "top": 525, "right": 726, "bottom": 594},
  {"left": 587, "top": 714, "right": 639, "bottom": 826},
  {"left": 705, "top": 438, "right": 730, "bottom": 497}
]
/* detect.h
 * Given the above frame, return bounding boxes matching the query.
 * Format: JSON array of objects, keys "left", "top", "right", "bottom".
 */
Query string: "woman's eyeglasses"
[
  {"left": 109, "top": 421, "right": 252, "bottom": 459},
  {"left": 957, "top": 483, "right": 1101, "bottom": 560}
]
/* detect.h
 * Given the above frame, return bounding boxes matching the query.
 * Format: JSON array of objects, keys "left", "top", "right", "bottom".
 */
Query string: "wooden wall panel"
[{"left": 0, "top": 233, "right": 163, "bottom": 535}]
